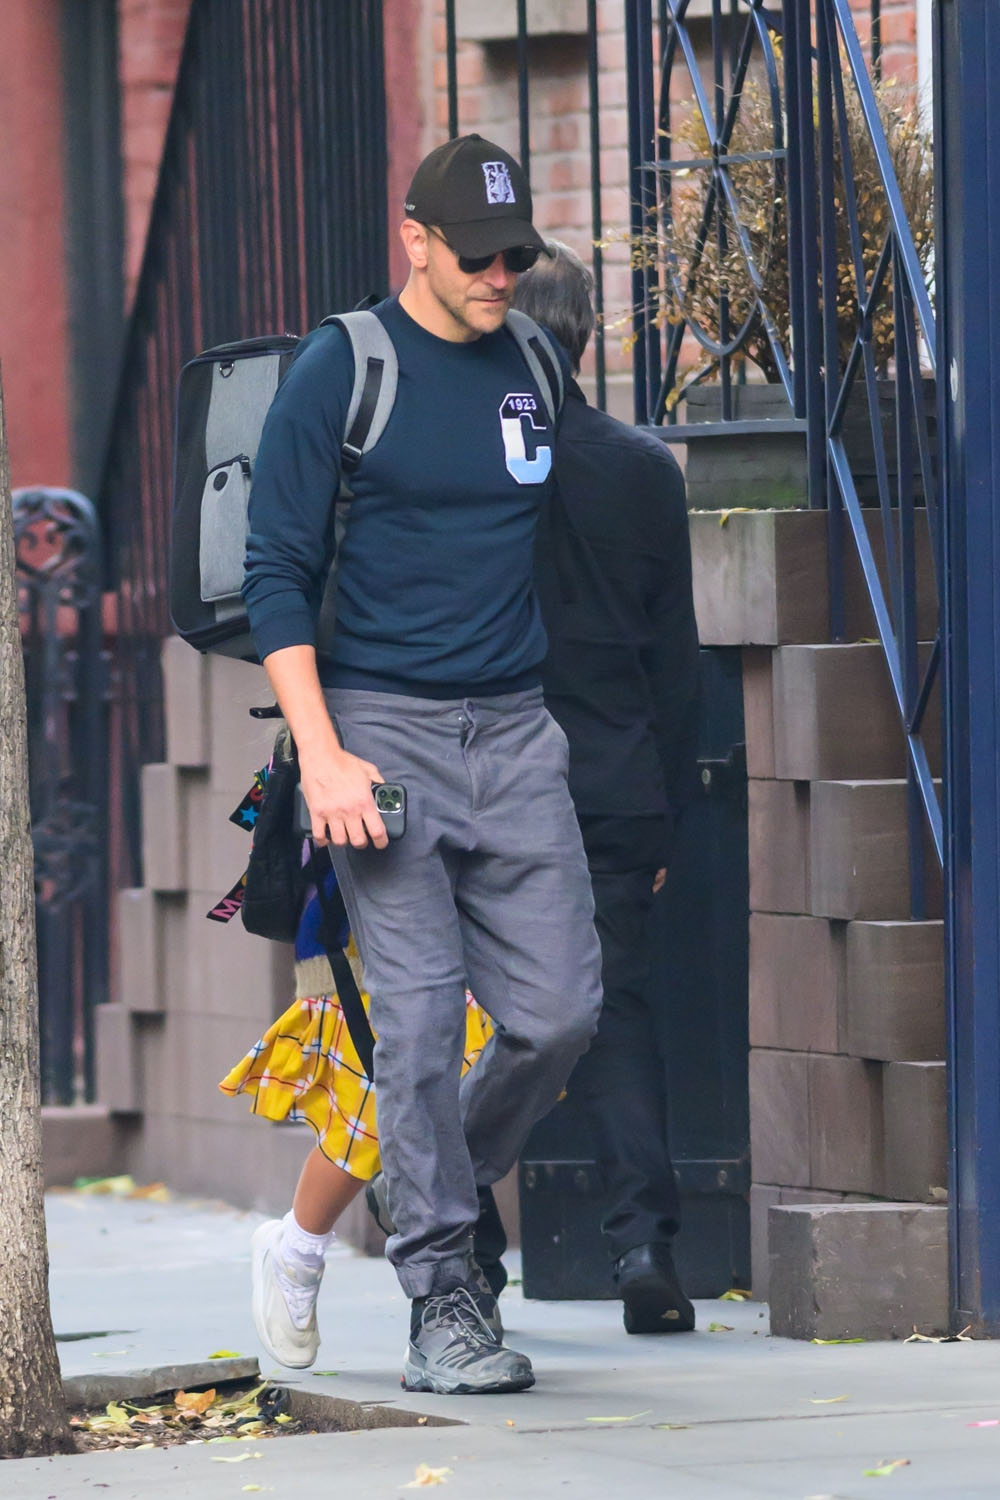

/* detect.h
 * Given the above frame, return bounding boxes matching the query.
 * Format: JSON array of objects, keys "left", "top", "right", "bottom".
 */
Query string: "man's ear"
[{"left": 400, "top": 218, "right": 430, "bottom": 270}]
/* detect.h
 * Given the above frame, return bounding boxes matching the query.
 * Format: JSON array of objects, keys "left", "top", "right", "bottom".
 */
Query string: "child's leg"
[
  {"left": 292, "top": 1147, "right": 367, "bottom": 1234},
  {"left": 252, "top": 1150, "right": 371, "bottom": 1368}
]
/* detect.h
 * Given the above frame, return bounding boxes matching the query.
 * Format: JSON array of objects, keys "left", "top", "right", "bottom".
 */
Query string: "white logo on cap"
[{"left": 482, "top": 162, "right": 516, "bottom": 205}]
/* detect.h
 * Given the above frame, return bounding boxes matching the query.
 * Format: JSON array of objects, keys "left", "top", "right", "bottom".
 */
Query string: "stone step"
[
  {"left": 749, "top": 776, "right": 944, "bottom": 920},
  {"left": 883, "top": 1061, "right": 947, "bottom": 1204},
  {"left": 809, "top": 779, "right": 943, "bottom": 920},
  {"left": 750, "top": 1060, "right": 949, "bottom": 1296},
  {"left": 690, "top": 508, "right": 937, "bottom": 647},
  {"left": 846, "top": 919, "right": 945, "bottom": 1063},
  {"left": 750, "top": 1184, "right": 874, "bottom": 1303},
  {"left": 772, "top": 642, "right": 942, "bottom": 781},
  {"left": 768, "top": 1202, "right": 948, "bottom": 1340},
  {"left": 750, "top": 914, "right": 945, "bottom": 1066},
  {"left": 748, "top": 779, "right": 811, "bottom": 914},
  {"left": 41, "top": 1104, "right": 134, "bottom": 1190},
  {"left": 749, "top": 1048, "right": 883, "bottom": 1196},
  {"left": 749, "top": 915, "right": 846, "bottom": 1054},
  {"left": 115, "top": 886, "right": 292, "bottom": 1025}
]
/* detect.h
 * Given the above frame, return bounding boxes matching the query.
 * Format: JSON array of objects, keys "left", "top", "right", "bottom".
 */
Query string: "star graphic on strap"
[{"left": 239, "top": 806, "right": 259, "bottom": 827}]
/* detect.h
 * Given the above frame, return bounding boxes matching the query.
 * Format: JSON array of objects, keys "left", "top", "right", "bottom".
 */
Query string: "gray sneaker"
[
  {"left": 366, "top": 1174, "right": 504, "bottom": 1340},
  {"left": 403, "top": 1285, "right": 534, "bottom": 1395},
  {"left": 365, "top": 1171, "right": 394, "bottom": 1236}
]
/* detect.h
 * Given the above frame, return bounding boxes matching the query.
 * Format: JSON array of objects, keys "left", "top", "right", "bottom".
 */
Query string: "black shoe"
[
  {"left": 365, "top": 1172, "right": 395, "bottom": 1236},
  {"left": 403, "top": 1284, "right": 533, "bottom": 1395},
  {"left": 614, "top": 1243, "right": 696, "bottom": 1334}
]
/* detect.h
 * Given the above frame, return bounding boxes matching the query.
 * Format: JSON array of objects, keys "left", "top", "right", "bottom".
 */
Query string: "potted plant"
[{"left": 624, "top": 70, "right": 935, "bottom": 509}]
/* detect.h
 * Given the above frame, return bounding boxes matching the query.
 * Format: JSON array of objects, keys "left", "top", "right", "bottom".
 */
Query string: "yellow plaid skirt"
[{"left": 219, "top": 944, "right": 493, "bottom": 1182}]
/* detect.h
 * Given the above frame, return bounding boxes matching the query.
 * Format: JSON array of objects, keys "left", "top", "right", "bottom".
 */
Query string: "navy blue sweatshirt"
[{"left": 243, "top": 296, "right": 563, "bottom": 696}]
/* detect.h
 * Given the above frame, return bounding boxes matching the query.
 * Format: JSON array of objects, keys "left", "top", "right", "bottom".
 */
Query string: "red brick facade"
[
  {"left": 118, "top": 0, "right": 192, "bottom": 303},
  {"left": 0, "top": 0, "right": 923, "bottom": 485},
  {"left": 0, "top": 0, "right": 71, "bottom": 488}
]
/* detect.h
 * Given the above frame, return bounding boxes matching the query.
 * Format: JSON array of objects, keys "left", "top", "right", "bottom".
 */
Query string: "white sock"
[
  {"left": 280, "top": 1209, "right": 336, "bottom": 1266},
  {"left": 273, "top": 1212, "right": 333, "bottom": 1329}
]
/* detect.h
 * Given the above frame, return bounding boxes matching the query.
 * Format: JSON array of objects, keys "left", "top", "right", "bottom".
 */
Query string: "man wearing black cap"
[{"left": 242, "top": 137, "right": 604, "bottom": 1395}]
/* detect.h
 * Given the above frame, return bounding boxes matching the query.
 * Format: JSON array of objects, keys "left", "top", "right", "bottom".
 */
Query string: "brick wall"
[
  {"left": 427, "top": 0, "right": 635, "bottom": 404},
  {"left": 118, "top": 0, "right": 192, "bottom": 304},
  {"left": 0, "top": 0, "right": 72, "bottom": 487},
  {"left": 425, "top": 0, "right": 921, "bottom": 412}
]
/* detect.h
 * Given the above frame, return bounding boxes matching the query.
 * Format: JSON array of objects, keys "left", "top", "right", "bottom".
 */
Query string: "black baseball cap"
[{"left": 403, "top": 134, "right": 546, "bottom": 260}]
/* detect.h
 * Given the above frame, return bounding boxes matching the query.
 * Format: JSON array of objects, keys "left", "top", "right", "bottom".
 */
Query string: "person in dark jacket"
[{"left": 513, "top": 241, "right": 701, "bottom": 1333}]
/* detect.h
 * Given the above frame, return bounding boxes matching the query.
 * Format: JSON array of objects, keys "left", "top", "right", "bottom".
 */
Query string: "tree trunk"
[{"left": 0, "top": 370, "right": 75, "bottom": 1457}]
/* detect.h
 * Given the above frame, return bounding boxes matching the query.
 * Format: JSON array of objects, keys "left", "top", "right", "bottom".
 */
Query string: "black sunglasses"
[{"left": 427, "top": 226, "right": 540, "bottom": 275}]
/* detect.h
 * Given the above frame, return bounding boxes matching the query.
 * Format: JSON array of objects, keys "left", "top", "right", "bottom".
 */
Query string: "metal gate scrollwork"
[{"left": 14, "top": 486, "right": 109, "bottom": 1104}]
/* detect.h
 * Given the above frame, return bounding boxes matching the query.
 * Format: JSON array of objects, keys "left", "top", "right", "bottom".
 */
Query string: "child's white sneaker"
[{"left": 251, "top": 1218, "right": 324, "bottom": 1368}]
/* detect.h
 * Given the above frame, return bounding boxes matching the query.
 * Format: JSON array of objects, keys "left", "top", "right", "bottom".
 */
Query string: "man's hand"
[
  {"left": 652, "top": 867, "right": 667, "bottom": 895},
  {"left": 300, "top": 747, "right": 388, "bottom": 849},
  {"left": 260, "top": 643, "right": 390, "bottom": 851}
]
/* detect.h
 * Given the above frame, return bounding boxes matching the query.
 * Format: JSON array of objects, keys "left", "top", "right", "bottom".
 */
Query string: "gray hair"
[{"left": 512, "top": 239, "right": 595, "bottom": 373}]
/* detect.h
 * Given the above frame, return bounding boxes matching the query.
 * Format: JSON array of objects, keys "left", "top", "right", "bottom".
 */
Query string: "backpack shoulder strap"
[
  {"left": 505, "top": 308, "right": 565, "bottom": 427},
  {"left": 307, "top": 846, "right": 375, "bottom": 1082},
  {"left": 320, "top": 310, "right": 398, "bottom": 471}
]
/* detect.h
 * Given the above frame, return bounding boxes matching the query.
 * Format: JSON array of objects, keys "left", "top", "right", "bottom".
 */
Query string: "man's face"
[{"left": 424, "top": 227, "right": 518, "bottom": 339}]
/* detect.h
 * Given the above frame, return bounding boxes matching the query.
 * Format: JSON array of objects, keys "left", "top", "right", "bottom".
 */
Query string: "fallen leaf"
[
  {"left": 720, "top": 1289, "right": 750, "bottom": 1302},
  {"left": 653, "top": 1423, "right": 689, "bottom": 1430},
  {"left": 863, "top": 1458, "right": 910, "bottom": 1477},
  {"left": 707, "top": 1322, "right": 734, "bottom": 1332},
  {"left": 809, "top": 1395, "right": 850, "bottom": 1404},
  {"left": 810, "top": 1337, "right": 866, "bottom": 1345},
  {"left": 585, "top": 1410, "right": 652, "bottom": 1423},
  {"left": 211, "top": 1451, "right": 263, "bottom": 1464},
  {"left": 241, "top": 1488, "right": 273, "bottom": 1493},
  {"left": 312, "top": 1370, "right": 340, "bottom": 1376},
  {"left": 905, "top": 1324, "right": 972, "bottom": 1344},
  {"left": 74, "top": 1174, "right": 136, "bottom": 1196},
  {"left": 128, "top": 1182, "right": 170, "bottom": 1202},
  {"left": 208, "top": 1349, "right": 242, "bottom": 1359},
  {"left": 175, "top": 1388, "right": 216, "bottom": 1414},
  {"left": 275, "top": 1413, "right": 294, "bottom": 1425},
  {"left": 404, "top": 1464, "right": 453, "bottom": 1487},
  {"left": 506, "top": 1419, "right": 515, "bottom": 1427}
]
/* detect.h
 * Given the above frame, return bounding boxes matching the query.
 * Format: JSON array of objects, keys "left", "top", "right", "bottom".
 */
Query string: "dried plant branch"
[{"left": 621, "top": 68, "right": 935, "bottom": 392}]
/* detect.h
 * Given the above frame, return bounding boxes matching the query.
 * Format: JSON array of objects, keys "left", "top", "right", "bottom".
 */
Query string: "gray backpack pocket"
[{"left": 199, "top": 455, "right": 252, "bottom": 603}]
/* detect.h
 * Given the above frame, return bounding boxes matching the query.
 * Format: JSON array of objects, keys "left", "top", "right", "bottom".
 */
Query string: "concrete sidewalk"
[{"left": 9, "top": 1192, "right": 1000, "bottom": 1498}]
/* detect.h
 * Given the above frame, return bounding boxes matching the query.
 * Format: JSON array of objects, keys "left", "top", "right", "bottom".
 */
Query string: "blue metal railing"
[{"left": 628, "top": 0, "right": 940, "bottom": 919}]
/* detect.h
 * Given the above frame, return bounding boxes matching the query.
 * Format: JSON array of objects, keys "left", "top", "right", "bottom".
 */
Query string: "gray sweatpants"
[{"left": 324, "top": 686, "right": 603, "bottom": 1298}]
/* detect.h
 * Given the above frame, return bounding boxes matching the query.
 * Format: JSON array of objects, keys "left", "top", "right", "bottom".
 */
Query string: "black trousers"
[
  {"left": 566, "top": 863, "right": 681, "bottom": 1260},
  {"left": 473, "top": 829, "right": 681, "bottom": 1271}
]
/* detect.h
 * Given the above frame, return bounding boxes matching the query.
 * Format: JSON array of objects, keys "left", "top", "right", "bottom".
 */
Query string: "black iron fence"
[
  {"left": 14, "top": 488, "right": 109, "bottom": 1103},
  {"left": 629, "top": 1, "right": 939, "bottom": 913},
  {"left": 94, "top": 0, "right": 935, "bottom": 915},
  {"left": 99, "top": 0, "right": 389, "bottom": 895}
]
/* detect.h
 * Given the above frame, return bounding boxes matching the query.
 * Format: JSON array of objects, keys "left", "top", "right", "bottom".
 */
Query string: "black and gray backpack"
[{"left": 169, "top": 306, "right": 564, "bottom": 664}]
